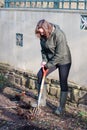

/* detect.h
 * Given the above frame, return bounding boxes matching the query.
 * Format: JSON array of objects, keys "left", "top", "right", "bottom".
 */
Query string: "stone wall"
[{"left": 0, "top": 63, "right": 87, "bottom": 112}]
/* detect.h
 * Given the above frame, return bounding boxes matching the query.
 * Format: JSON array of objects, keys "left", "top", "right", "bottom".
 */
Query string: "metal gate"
[{"left": 5, "top": 0, "right": 87, "bottom": 10}]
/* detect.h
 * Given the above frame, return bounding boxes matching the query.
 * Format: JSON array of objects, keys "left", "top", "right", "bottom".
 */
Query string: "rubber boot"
[
  {"left": 38, "top": 84, "right": 47, "bottom": 106},
  {"left": 55, "top": 91, "right": 68, "bottom": 115}
]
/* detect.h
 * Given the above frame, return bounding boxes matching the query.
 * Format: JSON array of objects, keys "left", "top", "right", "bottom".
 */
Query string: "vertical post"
[
  {"left": 84, "top": 0, "right": 86, "bottom": 10},
  {"left": 30, "top": 0, "right": 32, "bottom": 8},
  {"left": 62, "top": 0, "right": 64, "bottom": 9},
  {"left": 5, "top": 0, "right": 9, "bottom": 7},
  {"left": 69, "top": 0, "right": 71, "bottom": 10},
  {"left": 47, "top": 1, "right": 49, "bottom": 8},
  {"left": 41, "top": 1, "right": 43, "bottom": 8},
  {"left": 24, "top": 0, "right": 26, "bottom": 8},
  {"left": 77, "top": 0, "right": 79, "bottom": 10},
  {"left": 54, "top": 0, "right": 59, "bottom": 9}
]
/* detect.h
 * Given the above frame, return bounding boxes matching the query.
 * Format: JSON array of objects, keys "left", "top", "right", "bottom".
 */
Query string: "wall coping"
[{"left": 0, "top": 8, "right": 87, "bottom": 14}]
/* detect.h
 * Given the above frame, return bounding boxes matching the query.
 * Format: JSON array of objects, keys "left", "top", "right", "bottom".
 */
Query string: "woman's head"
[{"left": 35, "top": 19, "right": 53, "bottom": 39}]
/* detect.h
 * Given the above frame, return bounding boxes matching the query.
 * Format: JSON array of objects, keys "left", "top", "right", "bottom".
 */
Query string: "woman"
[{"left": 35, "top": 19, "right": 72, "bottom": 115}]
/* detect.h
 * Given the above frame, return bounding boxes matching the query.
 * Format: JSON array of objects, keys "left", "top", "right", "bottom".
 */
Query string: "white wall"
[{"left": 0, "top": 8, "right": 87, "bottom": 86}]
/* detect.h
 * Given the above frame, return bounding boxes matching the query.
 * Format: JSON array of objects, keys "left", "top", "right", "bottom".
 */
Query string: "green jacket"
[{"left": 40, "top": 24, "right": 72, "bottom": 69}]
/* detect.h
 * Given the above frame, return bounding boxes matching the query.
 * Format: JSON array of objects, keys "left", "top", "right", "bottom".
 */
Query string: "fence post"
[
  {"left": 84, "top": 0, "right": 86, "bottom": 10},
  {"left": 5, "top": 0, "right": 9, "bottom": 7},
  {"left": 54, "top": 0, "right": 59, "bottom": 9},
  {"left": 5, "top": 0, "right": 9, "bottom": 8}
]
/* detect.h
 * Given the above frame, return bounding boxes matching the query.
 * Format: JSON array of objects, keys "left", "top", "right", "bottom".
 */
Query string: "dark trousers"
[{"left": 37, "top": 63, "right": 71, "bottom": 92}]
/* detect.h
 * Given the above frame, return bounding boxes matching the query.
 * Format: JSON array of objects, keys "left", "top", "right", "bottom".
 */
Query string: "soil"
[{"left": 0, "top": 85, "right": 87, "bottom": 130}]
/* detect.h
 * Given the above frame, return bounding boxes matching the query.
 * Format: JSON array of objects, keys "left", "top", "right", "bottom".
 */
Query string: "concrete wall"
[{"left": 0, "top": 8, "right": 87, "bottom": 86}]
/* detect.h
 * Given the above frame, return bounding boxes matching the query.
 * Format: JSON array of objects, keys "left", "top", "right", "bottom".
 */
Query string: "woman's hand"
[
  {"left": 41, "top": 61, "right": 46, "bottom": 68},
  {"left": 42, "top": 66, "right": 48, "bottom": 76},
  {"left": 41, "top": 61, "right": 48, "bottom": 76}
]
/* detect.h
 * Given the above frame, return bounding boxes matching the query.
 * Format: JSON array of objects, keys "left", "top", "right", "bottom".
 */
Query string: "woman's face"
[
  {"left": 38, "top": 28, "right": 44, "bottom": 36},
  {"left": 38, "top": 28, "right": 47, "bottom": 40},
  {"left": 36, "top": 27, "right": 46, "bottom": 38}
]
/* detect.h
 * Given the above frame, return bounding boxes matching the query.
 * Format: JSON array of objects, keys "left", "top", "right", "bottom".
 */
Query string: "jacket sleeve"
[
  {"left": 45, "top": 34, "right": 64, "bottom": 69},
  {"left": 41, "top": 48, "right": 48, "bottom": 62}
]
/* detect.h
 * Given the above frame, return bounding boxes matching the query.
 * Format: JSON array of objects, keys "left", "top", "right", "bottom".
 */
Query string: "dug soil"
[{"left": 0, "top": 85, "right": 87, "bottom": 130}]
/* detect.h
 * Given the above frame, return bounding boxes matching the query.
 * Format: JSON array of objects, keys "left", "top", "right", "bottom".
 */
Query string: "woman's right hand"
[{"left": 42, "top": 67, "right": 48, "bottom": 76}]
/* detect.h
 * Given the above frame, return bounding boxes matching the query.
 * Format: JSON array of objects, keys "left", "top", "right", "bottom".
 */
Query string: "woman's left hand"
[{"left": 41, "top": 61, "right": 46, "bottom": 68}]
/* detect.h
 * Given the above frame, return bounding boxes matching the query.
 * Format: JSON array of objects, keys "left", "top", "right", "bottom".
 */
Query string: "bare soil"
[{"left": 0, "top": 85, "right": 87, "bottom": 130}]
